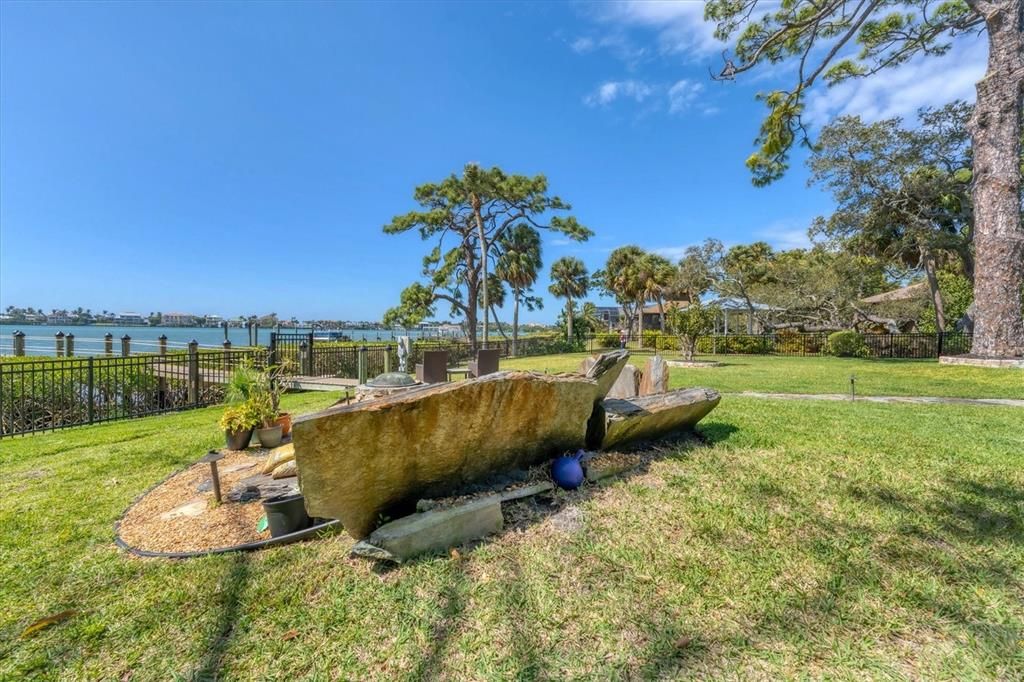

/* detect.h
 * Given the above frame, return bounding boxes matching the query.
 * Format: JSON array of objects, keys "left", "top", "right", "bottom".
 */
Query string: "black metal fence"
[
  {"left": 1, "top": 330, "right": 976, "bottom": 437},
  {"left": 0, "top": 348, "right": 266, "bottom": 437},
  {"left": 269, "top": 332, "right": 573, "bottom": 379},
  {"left": 584, "top": 331, "right": 973, "bottom": 359}
]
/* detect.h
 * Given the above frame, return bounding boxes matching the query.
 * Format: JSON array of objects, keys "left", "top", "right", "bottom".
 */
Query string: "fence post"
[
  {"left": 66, "top": 333, "right": 75, "bottom": 357},
  {"left": 299, "top": 341, "right": 310, "bottom": 376},
  {"left": 188, "top": 339, "right": 199, "bottom": 405},
  {"left": 222, "top": 340, "right": 232, "bottom": 371},
  {"left": 121, "top": 335, "right": 131, "bottom": 357},
  {"left": 307, "top": 331, "right": 315, "bottom": 375},
  {"left": 87, "top": 357, "right": 95, "bottom": 424},
  {"left": 358, "top": 346, "right": 368, "bottom": 385},
  {"left": 55, "top": 331, "right": 65, "bottom": 357},
  {"left": 12, "top": 330, "right": 25, "bottom": 356},
  {"left": 158, "top": 334, "right": 168, "bottom": 355},
  {"left": 269, "top": 332, "right": 277, "bottom": 366},
  {"left": 937, "top": 332, "right": 944, "bottom": 358},
  {"left": 384, "top": 345, "right": 391, "bottom": 373},
  {"left": 104, "top": 333, "right": 113, "bottom": 356}
]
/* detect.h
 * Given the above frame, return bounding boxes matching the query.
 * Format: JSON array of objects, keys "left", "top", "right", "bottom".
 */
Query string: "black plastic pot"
[
  {"left": 225, "top": 427, "right": 253, "bottom": 451},
  {"left": 262, "top": 493, "right": 310, "bottom": 538}
]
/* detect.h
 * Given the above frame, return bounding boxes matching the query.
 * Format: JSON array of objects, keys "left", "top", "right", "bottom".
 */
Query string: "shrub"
[
  {"left": 826, "top": 330, "right": 869, "bottom": 357},
  {"left": 593, "top": 332, "right": 620, "bottom": 349}
]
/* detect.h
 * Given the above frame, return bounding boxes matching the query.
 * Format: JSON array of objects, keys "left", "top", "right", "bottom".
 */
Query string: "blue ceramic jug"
[{"left": 551, "top": 450, "right": 585, "bottom": 490}]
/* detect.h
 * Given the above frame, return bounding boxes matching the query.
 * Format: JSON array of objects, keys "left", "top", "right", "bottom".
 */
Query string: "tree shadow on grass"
[
  {"left": 405, "top": 559, "right": 470, "bottom": 681},
  {"left": 192, "top": 554, "right": 250, "bottom": 681}
]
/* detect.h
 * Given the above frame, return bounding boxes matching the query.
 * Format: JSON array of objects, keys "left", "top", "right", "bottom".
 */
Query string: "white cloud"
[
  {"left": 584, "top": 79, "right": 656, "bottom": 106},
  {"left": 570, "top": 36, "right": 595, "bottom": 54},
  {"left": 597, "top": 1, "right": 723, "bottom": 57},
  {"left": 756, "top": 221, "right": 813, "bottom": 250},
  {"left": 805, "top": 37, "right": 986, "bottom": 126},
  {"left": 652, "top": 245, "right": 693, "bottom": 261},
  {"left": 584, "top": 78, "right": 709, "bottom": 115},
  {"left": 667, "top": 79, "right": 703, "bottom": 114}
]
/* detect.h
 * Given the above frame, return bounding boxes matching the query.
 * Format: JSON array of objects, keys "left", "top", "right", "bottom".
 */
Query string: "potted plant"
[
  {"left": 265, "top": 361, "right": 294, "bottom": 437},
  {"left": 247, "top": 390, "right": 281, "bottom": 447},
  {"left": 219, "top": 403, "right": 258, "bottom": 450}
]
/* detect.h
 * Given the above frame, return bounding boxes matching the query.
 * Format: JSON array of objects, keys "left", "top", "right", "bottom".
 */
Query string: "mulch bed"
[
  {"left": 117, "top": 447, "right": 287, "bottom": 554},
  {"left": 117, "top": 437, "right": 691, "bottom": 556}
]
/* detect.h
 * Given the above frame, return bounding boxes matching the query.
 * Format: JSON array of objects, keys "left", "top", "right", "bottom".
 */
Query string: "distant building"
[
  {"left": 640, "top": 299, "right": 691, "bottom": 331},
  {"left": 707, "top": 297, "right": 774, "bottom": 334},
  {"left": 46, "top": 313, "right": 73, "bottom": 325},
  {"left": 203, "top": 315, "right": 223, "bottom": 327},
  {"left": 116, "top": 312, "right": 146, "bottom": 326},
  {"left": 162, "top": 312, "right": 196, "bottom": 327},
  {"left": 593, "top": 306, "right": 622, "bottom": 329}
]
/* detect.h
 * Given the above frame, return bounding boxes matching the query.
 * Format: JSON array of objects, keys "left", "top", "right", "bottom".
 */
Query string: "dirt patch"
[{"left": 117, "top": 447, "right": 290, "bottom": 554}]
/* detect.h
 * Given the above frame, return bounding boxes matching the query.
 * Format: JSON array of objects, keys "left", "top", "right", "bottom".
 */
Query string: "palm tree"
[
  {"left": 601, "top": 246, "right": 646, "bottom": 339},
  {"left": 496, "top": 225, "right": 543, "bottom": 355},
  {"left": 639, "top": 253, "right": 674, "bottom": 332},
  {"left": 549, "top": 257, "right": 589, "bottom": 342}
]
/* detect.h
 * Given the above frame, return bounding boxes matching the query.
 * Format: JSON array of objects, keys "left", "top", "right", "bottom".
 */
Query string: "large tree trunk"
[
  {"left": 636, "top": 298, "right": 645, "bottom": 344},
  {"left": 512, "top": 294, "right": 519, "bottom": 356},
  {"left": 967, "top": 0, "right": 1024, "bottom": 357},
  {"left": 566, "top": 297, "right": 574, "bottom": 342},
  {"left": 473, "top": 198, "right": 490, "bottom": 350},
  {"left": 466, "top": 269, "right": 480, "bottom": 354},
  {"left": 922, "top": 247, "right": 947, "bottom": 332}
]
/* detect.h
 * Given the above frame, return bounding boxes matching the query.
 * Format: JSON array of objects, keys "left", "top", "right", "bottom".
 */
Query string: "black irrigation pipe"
[
  {"left": 114, "top": 520, "right": 342, "bottom": 560},
  {"left": 112, "top": 455, "right": 342, "bottom": 560}
]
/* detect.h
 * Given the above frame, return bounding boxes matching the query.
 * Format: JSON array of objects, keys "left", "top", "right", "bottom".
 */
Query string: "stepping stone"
[
  {"left": 222, "top": 461, "right": 257, "bottom": 474},
  {"left": 351, "top": 497, "right": 503, "bottom": 562},
  {"left": 160, "top": 498, "right": 207, "bottom": 520}
]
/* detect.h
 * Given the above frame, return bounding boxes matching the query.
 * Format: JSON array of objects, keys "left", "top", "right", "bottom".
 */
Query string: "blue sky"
[{"left": 0, "top": 1, "right": 985, "bottom": 322}]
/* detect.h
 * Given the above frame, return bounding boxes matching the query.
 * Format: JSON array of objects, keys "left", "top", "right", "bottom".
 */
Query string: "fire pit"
[{"left": 355, "top": 371, "right": 423, "bottom": 401}]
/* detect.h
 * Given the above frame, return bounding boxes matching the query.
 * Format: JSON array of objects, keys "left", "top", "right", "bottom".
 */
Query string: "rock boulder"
[
  {"left": 292, "top": 371, "right": 599, "bottom": 538},
  {"left": 606, "top": 364, "right": 641, "bottom": 399},
  {"left": 601, "top": 388, "right": 721, "bottom": 449},
  {"left": 639, "top": 355, "right": 670, "bottom": 396}
]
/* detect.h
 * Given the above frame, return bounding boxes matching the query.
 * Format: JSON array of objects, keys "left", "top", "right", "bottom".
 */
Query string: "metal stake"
[{"left": 201, "top": 450, "right": 226, "bottom": 503}]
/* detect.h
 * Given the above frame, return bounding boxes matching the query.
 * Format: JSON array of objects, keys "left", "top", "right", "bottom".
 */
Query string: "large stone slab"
[
  {"left": 600, "top": 388, "right": 721, "bottom": 449},
  {"left": 582, "top": 350, "right": 630, "bottom": 399},
  {"left": 606, "top": 364, "right": 641, "bottom": 399},
  {"left": 639, "top": 355, "right": 670, "bottom": 396},
  {"left": 292, "top": 371, "right": 598, "bottom": 538},
  {"left": 351, "top": 496, "right": 503, "bottom": 562}
]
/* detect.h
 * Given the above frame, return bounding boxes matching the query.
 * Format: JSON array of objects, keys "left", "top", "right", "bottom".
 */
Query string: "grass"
[
  {"left": 1, "top": 369, "right": 1022, "bottom": 680},
  {"left": 503, "top": 352, "right": 1024, "bottom": 400}
]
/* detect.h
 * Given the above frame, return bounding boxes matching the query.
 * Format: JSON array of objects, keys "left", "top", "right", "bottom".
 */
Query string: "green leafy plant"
[
  {"left": 224, "top": 361, "right": 261, "bottom": 404},
  {"left": 218, "top": 402, "right": 259, "bottom": 433},
  {"left": 826, "top": 331, "right": 869, "bottom": 358}
]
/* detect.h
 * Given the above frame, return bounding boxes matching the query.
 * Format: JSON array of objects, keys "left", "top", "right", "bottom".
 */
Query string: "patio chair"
[
  {"left": 468, "top": 348, "right": 500, "bottom": 378},
  {"left": 415, "top": 350, "right": 449, "bottom": 384}
]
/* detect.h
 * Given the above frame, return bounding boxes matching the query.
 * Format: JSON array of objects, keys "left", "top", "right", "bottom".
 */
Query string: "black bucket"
[{"left": 262, "top": 494, "right": 310, "bottom": 538}]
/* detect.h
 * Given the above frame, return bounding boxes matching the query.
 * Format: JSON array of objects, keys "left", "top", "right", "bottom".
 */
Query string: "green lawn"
[
  {"left": 503, "top": 352, "right": 1024, "bottom": 399},
  {"left": 1, "top": 377, "right": 1022, "bottom": 679}
]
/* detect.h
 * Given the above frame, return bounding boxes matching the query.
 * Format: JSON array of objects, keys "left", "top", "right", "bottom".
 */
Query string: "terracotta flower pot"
[{"left": 274, "top": 412, "right": 292, "bottom": 437}]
